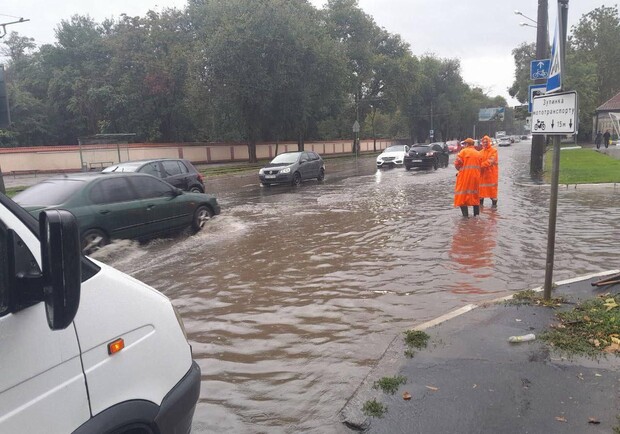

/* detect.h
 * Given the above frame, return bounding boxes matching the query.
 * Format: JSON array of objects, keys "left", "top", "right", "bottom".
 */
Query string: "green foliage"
[
  {"left": 540, "top": 294, "right": 620, "bottom": 358},
  {"left": 2, "top": 0, "right": 513, "bottom": 148},
  {"left": 361, "top": 399, "right": 387, "bottom": 418},
  {"left": 373, "top": 376, "right": 406, "bottom": 395},
  {"left": 404, "top": 330, "right": 430, "bottom": 349},
  {"left": 544, "top": 148, "right": 620, "bottom": 184}
]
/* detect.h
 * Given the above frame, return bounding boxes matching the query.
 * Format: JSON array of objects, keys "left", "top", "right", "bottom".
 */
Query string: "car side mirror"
[{"left": 40, "top": 209, "right": 81, "bottom": 330}]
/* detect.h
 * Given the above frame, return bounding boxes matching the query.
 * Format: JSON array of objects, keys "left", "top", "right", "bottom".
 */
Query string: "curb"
[{"left": 338, "top": 270, "right": 620, "bottom": 431}]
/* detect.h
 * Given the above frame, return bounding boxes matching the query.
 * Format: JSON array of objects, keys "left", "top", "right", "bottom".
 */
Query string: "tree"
[
  {"left": 189, "top": 0, "right": 346, "bottom": 162},
  {"left": 508, "top": 42, "right": 536, "bottom": 104}
]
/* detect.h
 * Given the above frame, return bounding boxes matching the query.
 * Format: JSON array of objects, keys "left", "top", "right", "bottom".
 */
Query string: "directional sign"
[
  {"left": 530, "top": 59, "right": 550, "bottom": 80},
  {"left": 531, "top": 91, "right": 578, "bottom": 135},
  {"left": 528, "top": 84, "right": 546, "bottom": 113}
]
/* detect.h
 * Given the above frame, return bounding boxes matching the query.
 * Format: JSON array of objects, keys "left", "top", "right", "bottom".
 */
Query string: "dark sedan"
[
  {"left": 103, "top": 158, "right": 206, "bottom": 193},
  {"left": 404, "top": 143, "right": 450, "bottom": 170},
  {"left": 13, "top": 172, "right": 220, "bottom": 254},
  {"left": 259, "top": 151, "right": 325, "bottom": 186}
]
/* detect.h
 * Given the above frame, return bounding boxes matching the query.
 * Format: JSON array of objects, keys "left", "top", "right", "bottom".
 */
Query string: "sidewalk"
[{"left": 340, "top": 271, "right": 620, "bottom": 433}]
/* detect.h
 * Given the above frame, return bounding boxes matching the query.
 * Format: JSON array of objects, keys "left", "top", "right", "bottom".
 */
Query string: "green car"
[{"left": 13, "top": 172, "right": 221, "bottom": 254}]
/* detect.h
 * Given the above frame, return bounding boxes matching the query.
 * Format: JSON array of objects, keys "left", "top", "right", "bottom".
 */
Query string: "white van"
[{"left": 0, "top": 193, "right": 200, "bottom": 433}]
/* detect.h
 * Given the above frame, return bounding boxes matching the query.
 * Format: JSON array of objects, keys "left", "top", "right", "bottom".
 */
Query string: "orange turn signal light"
[{"left": 107, "top": 338, "right": 125, "bottom": 355}]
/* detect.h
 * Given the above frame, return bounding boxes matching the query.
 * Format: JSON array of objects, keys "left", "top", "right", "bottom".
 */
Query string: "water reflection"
[{"left": 447, "top": 210, "right": 502, "bottom": 295}]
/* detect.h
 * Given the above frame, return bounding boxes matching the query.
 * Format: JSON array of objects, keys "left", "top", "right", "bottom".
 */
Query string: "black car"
[
  {"left": 404, "top": 143, "right": 450, "bottom": 170},
  {"left": 103, "top": 158, "right": 205, "bottom": 193},
  {"left": 259, "top": 151, "right": 325, "bottom": 186}
]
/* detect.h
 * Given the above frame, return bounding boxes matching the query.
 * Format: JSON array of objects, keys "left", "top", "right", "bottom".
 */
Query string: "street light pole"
[
  {"left": 530, "top": 0, "right": 549, "bottom": 178},
  {"left": 514, "top": 10, "right": 538, "bottom": 24}
]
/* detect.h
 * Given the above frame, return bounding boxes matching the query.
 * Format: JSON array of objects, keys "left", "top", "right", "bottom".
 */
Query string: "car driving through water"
[
  {"left": 404, "top": 143, "right": 450, "bottom": 170},
  {"left": 376, "top": 144, "right": 410, "bottom": 168},
  {"left": 259, "top": 151, "right": 325, "bottom": 186},
  {"left": 13, "top": 172, "right": 220, "bottom": 254}
]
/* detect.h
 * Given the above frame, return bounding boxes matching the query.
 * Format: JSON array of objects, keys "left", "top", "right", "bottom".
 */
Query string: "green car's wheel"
[
  {"left": 192, "top": 205, "right": 213, "bottom": 232},
  {"left": 81, "top": 229, "right": 109, "bottom": 255}
]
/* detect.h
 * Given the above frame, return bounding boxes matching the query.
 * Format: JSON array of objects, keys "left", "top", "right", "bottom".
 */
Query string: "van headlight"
[
  {"left": 259, "top": 168, "right": 264, "bottom": 175},
  {"left": 280, "top": 167, "right": 291, "bottom": 174}
]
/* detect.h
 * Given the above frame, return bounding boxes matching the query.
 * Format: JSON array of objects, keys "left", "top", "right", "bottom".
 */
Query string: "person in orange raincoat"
[
  {"left": 479, "top": 135, "right": 498, "bottom": 207},
  {"left": 454, "top": 138, "right": 481, "bottom": 217}
]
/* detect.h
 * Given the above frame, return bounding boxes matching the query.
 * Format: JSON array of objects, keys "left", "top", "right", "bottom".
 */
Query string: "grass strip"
[{"left": 544, "top": 148, "right": 620, "bottom": 184}]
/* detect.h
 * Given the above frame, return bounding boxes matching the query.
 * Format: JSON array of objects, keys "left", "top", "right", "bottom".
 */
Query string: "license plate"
[
  {"left": 265, "top": 175, "right": 276, "bottom": 179},
  {"left": 412, "top": 159, "right": 422, "bottom": 162}
]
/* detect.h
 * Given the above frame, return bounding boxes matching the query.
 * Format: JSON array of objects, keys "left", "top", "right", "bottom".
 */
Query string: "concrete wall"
[{"left": 0, "top": 139, "right": 398, "bottom": 174}]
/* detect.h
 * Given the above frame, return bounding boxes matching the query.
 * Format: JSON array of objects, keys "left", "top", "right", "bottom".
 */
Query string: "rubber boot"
[
  {"left": 480, "top": 198, "right": 484, "bottom": 206},
  {"left": 491, "top": 199, "right": 498, "bottom": 208},
  {"left": 473, "top": 205, "right": 480, "bottom": 216},
  {"left": 460, "top": 206, "right": 469, "bottom": 217}
]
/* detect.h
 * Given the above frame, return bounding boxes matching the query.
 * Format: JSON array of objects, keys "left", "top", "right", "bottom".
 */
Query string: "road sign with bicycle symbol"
[{"left": 530, "top": 59, "right": 550, "bottom": 81}]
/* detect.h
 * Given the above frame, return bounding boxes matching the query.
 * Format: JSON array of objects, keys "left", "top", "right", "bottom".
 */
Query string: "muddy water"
[{"left": 93, "top": 145, "right": 620, "bottom": 433}]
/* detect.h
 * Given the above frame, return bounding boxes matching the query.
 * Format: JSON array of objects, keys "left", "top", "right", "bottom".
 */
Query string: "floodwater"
[{"left": 93, "top": 144, "right": 620, "bottom": 433}]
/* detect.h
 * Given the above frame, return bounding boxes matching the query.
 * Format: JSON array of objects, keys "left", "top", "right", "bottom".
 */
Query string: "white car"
[{"left": 376, "top": 144, "right": 410, "bottom": 168}]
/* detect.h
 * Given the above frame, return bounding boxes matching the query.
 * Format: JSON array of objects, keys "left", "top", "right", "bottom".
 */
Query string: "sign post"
[
  {"left": 538, "top": 0, "right": 570, "bottom": 301},
  {"left": 352, "top": 120, "right": 360, "bottom": 158}
]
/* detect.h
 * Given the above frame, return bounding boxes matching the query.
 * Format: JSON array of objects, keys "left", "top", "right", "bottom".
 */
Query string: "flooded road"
[{"left": 93, "top": 144, "right": 620, "bottom": 433}]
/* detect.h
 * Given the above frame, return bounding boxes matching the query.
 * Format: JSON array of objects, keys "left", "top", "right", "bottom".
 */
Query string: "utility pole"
[{"left": 530, "top": 0, "right": 549, "bottom": 178}]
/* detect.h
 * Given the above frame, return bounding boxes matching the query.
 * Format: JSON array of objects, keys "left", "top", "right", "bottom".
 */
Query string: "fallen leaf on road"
[
  {"left": 583, "top": 315, "right": 591, "bottom": 322},
  {"left": 515, "top": 319, "right": 522, "bottom": 322},
  {"left": 555, "top": 416, "right": 567, "bottom": 423},
  {"left": 402, "top": 391, "right": 412, "bottom": 400},
  {"left": 425, "top": 386, "right": 439, "bottom": 391},
  {"left": 603, "top": 341, "right": 620, "bottom": 353},
  {"left": 611, "top": 336, "right": 620, "bottom": 345},
  {"left": 589, "top": 338, "right": 601, "bottom": 347},
  {"left": 588, "top": 418, "right": 601, "bottom": 425},
  {"left": 577, "top": 373, "right": 584, "bottom": 380},
  {"left": 595, "top": 373, "right": 602, "bottom": 377},
  {"left": 472, "top": 384, "right": 477, "bottom": 389}
]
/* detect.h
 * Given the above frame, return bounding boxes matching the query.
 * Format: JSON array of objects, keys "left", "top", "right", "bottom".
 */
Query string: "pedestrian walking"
[
  {"left": 454, "top": 138, "right": 481, "bottom": 217},
  {"left": 603, "top": 130, "right": 611, "bottom": 148},
  {"left": 595, "top": 131, "right": 603, "bottom": 149},
  {"left": 479, "top": 135, "right": 498, "bottom": 207}
]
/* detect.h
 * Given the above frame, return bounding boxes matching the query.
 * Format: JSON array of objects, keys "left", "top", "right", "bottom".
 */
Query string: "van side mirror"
[{"left": 40, "top": 209, "right": 81, "bottom": 330}]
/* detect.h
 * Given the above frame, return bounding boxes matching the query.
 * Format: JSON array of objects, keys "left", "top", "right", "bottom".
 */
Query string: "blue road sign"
[
  {"left": 530, "top": 59, "right": 550, "bottom": 80},
  {"left": 547, "top": 19, "right": 562, "bottom": 93},
  {"left": 528, "top": 84, "right": 546, "bottom": 113}
]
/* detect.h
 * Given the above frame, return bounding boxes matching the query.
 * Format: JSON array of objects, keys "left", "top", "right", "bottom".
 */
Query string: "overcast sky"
[{"left": 1, "top": 0, "right": 606, "bottom": 105}]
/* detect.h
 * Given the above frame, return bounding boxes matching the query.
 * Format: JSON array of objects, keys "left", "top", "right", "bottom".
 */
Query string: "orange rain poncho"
[
  {"left": 479, "top": 135, "right": 498, "bottom": 199},
  {"left": 453, "top": 138, "right": 481, "bottom": 207}
]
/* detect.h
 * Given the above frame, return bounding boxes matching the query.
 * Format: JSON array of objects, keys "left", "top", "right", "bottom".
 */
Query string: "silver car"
[{"left": 258, "top": 151, "right": 325, "bottom": 186}]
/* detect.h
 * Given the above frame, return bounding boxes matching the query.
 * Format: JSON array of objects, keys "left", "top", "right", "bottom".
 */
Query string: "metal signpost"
[
  {"left": 536, "top": 0, "right": 570, "bottom": 301},
  {"left": 352, "top": 120, "right": 360, "bottom": 159}
]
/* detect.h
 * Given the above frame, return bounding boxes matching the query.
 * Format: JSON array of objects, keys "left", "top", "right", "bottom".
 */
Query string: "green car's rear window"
[{"left": 13, "top": 179, "right": 85, "bottom": 207}]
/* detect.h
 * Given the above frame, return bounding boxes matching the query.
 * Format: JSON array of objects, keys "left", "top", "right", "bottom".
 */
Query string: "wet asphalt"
[{"left": 340, "top": 272, "right": 620, "bottom": 434}]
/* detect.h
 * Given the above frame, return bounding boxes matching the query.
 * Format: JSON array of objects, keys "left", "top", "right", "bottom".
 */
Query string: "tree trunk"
[
  {"left": 298, "top": 132, "right": 304, "bottom": 151},
  {"left": 248, "top": 140, "right": 257, "bottom": 163}
]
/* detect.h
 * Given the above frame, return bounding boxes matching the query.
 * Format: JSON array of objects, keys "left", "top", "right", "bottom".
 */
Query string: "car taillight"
[{"left": 197, "top": 173, "right": 204, "bottom": 183}]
